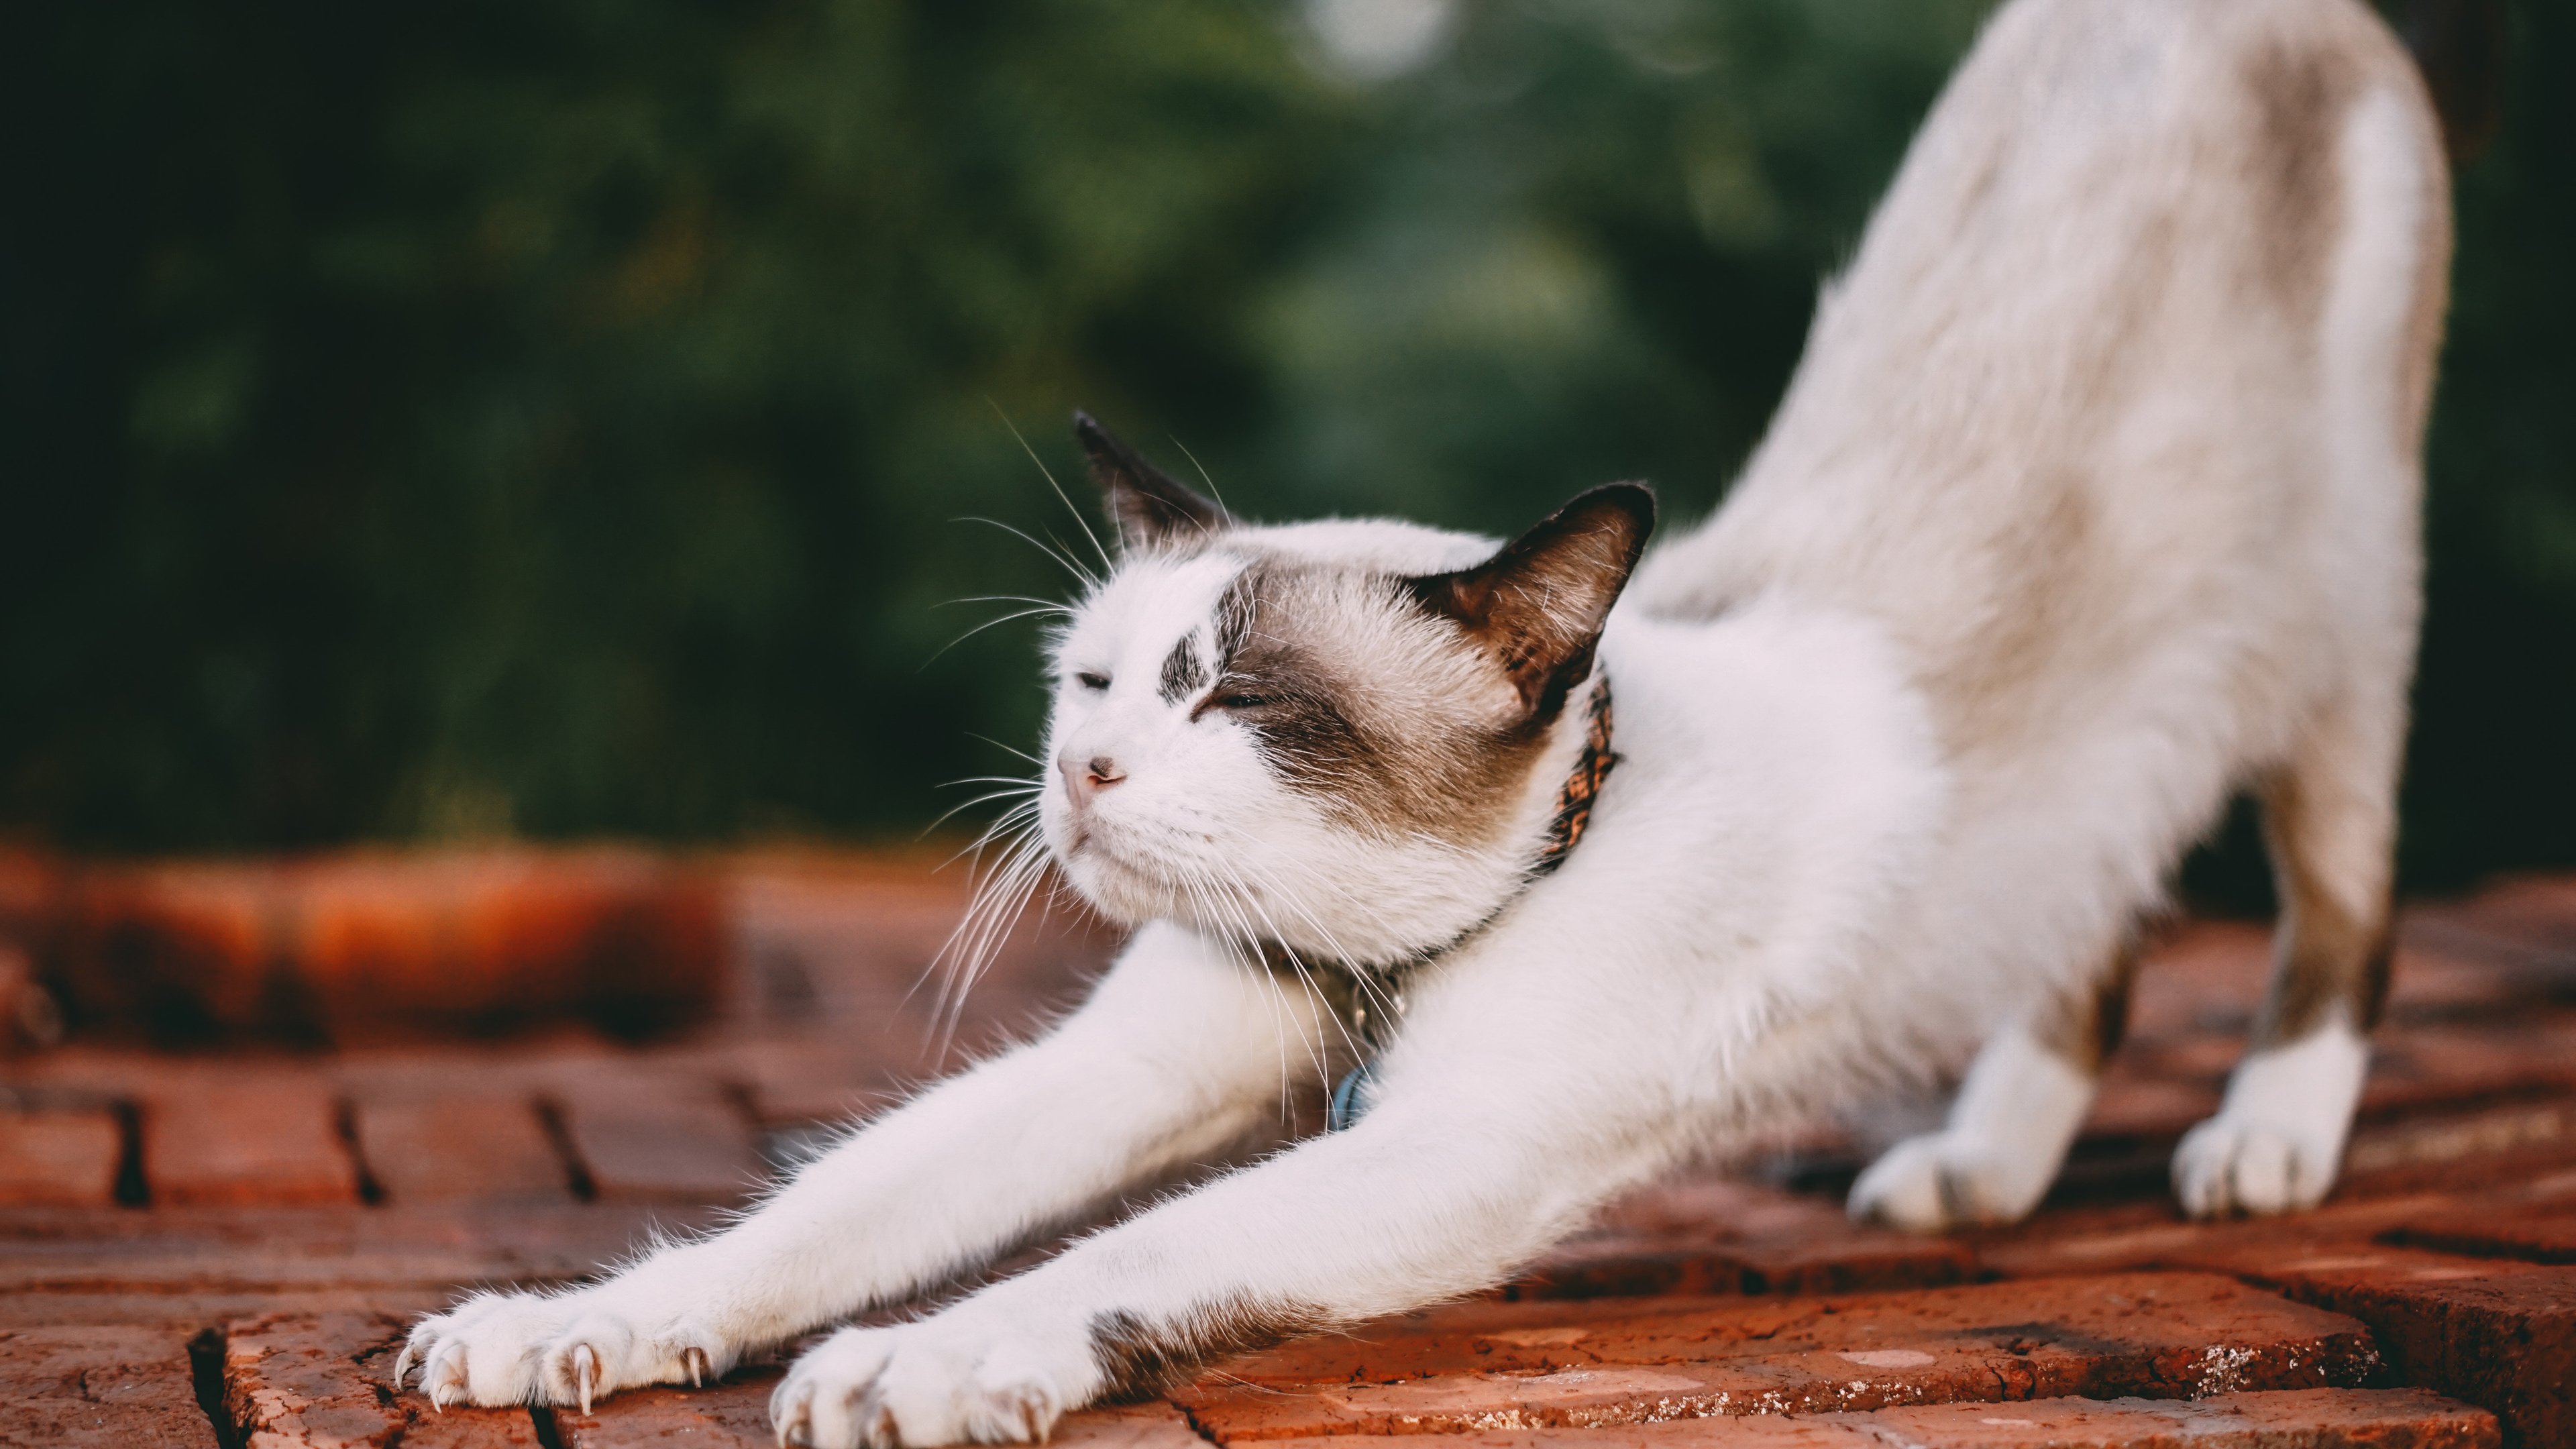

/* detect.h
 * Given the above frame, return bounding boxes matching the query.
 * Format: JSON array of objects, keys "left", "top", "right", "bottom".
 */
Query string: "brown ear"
[
  {"left": 1405, "top": 484, "right": 1656, "bottom": 720},
  {"left": 1075, "top": 411, "right": 1229, "bottom": 551}
]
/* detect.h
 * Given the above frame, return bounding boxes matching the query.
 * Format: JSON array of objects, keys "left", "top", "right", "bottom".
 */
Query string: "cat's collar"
[{"left": 1271, "top": 669, "right": 1619, "bottom": 1129}]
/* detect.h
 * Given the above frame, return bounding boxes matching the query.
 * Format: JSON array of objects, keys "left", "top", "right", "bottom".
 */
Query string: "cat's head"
[{"left": 1036, "top": 413, "right": 1653, "bottom": 967}]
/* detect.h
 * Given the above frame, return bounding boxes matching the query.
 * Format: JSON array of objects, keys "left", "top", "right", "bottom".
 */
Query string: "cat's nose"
[{"left": 1059, "top": 752, "right": 1127, "bottom": 800}]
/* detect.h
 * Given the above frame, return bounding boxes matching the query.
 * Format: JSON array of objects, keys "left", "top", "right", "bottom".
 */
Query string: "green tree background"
[{"left": 4, "top": 1, "right": 2567, "bottom": 896}]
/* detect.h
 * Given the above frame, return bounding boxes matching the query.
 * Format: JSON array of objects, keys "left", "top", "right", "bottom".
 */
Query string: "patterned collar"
[{"left": 1298, "top": 672, "right": 1620, "bottom": 1129}]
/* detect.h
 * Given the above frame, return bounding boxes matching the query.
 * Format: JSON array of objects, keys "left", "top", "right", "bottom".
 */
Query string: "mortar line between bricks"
[
  {"left": 335, "top": 1093, "right": 388, "bottom": 1205},
  {"left": 535, "top": 1093, "right": 600, "bottom": 1202},
  {"left": 189, "top": 1324, "right": 247, "bottom": 1449},
  {"left": 1172, "top": 1395, "right": 1228, "bottom": 1446},
  {"left": 111, "top": 1095, "right": 151, "bottom": 1206}
]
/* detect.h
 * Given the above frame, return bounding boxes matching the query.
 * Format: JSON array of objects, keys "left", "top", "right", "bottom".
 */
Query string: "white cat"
[{"left": 397, "top": 0, "right": 2452, "bottom": 1443}]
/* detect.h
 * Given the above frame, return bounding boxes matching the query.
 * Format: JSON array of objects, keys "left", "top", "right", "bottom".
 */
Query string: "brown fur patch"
[
  {"left": 2394, "top": 99, "right": 2454, "bottom": 457},
  {"left": 1157, "top": 634, "right": 1208, "bottom": 705},
  {"left": 1089, "top": 1301, "right": 1324, "bottom": 1402},
  {"left": 1406, "top": 486, "right": 1654, "bottom": 720},
  {"left": 1190, "top": 551, "right": 1556, "bottom": 845},
  {"left": 2241, "top": 40, "right": 2358, "bottom": 329},
  {"left": 2258, "top": 894, "right": 2394, "bottom": 1044},
  {"left": 2038, "top": 940, "right": 2141, "bottom": 1075},
  {"left": 1203, "top": 559, "right": 1554, "bottom": 847}
]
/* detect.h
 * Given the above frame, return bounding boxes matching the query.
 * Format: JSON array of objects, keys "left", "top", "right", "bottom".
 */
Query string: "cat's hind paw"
[
  {"left": 770, "top": 1318, "right": 1095, "bottom": 1448},
  {"left": 1847, "top": 1130, "right": 2053, "bottom": 1232},
  {"left": 2171, "top": 1113, "right": 2338, "bottom": 1218},
  {"left": 2172, "top": 1025, "right": 2365, "bottom": 1219},
  {"left": 398, "top": 1289, "right": 727, "bottom": 1411}
]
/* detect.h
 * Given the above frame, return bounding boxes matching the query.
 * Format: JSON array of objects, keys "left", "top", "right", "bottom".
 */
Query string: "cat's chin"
[{"left": 1047, "top": 839, "right": 1176, "bottom": 932}]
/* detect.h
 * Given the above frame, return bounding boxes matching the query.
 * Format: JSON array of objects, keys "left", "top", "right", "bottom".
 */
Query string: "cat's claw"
[
  {"left": 401, "top": 1289, "right": 729, "bottom": 1412},
  {"left": 572, "top": 1342, "right": 600, "bottom": 1415},
  {"left": 425, "top": 1340, "right": 467, "bottom": 1411}
]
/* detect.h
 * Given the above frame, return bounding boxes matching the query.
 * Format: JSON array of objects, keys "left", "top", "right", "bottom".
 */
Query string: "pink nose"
[{"left": 1059, "top": 753, "right": 1127, "bottom": 802}]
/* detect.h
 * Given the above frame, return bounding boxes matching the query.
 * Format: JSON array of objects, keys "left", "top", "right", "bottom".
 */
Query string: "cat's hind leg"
[
  {"left": 1849, "top": 945, "right": 2135, "bottom": 1232},
  {"left": 2173, "top": 708, "right": 2398, "bottom": 1218}
]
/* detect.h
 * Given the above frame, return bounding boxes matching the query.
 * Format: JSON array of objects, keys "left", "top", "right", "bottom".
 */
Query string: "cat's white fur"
[{"left": 397, "top": 1, "right": 2449, "bottom": 1442}]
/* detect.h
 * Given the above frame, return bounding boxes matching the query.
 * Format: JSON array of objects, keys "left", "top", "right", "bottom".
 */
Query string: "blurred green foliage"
[{"left": 3, "top": 0, "right": 2569, "bottom": 891}]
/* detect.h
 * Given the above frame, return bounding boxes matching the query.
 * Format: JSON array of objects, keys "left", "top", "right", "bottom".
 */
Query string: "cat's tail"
[{"left": 2398, "top": 0, "right": 2506, "bottom": 162}]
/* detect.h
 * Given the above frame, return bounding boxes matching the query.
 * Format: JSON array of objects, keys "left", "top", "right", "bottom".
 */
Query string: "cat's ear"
[
  {"left": 1075, "top": 411, "right": 1229, "bottom": 552},
  {"left": 1405, "top": 484, "right": 1656, "bottom": 720}
]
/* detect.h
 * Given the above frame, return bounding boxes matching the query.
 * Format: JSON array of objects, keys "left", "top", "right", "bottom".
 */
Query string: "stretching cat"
[{"left": 398, "top": 0, "right": 2452, "bottom": 1442}]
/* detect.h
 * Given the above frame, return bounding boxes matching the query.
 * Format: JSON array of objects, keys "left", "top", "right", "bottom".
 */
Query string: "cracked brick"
[
  {"left": 1181, "top": 1272, "right": 2375, "bottom": 1440},
  {"left": 0, "top": 1324, "right": 221, "bottom": 1448}
]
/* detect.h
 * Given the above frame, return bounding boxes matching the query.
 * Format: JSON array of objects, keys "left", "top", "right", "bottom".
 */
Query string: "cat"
[{"left": 396, "top": 0, "right": 2453, "bottom": 1443}]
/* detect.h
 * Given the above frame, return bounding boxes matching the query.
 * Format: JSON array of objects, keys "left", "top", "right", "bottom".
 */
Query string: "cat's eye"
[
  {"left": 1215, "top": 692, "right": 1271, "bottom": 711},
  {"left": 1075, "top": 671, "right": 1111, "bottom": 692}
]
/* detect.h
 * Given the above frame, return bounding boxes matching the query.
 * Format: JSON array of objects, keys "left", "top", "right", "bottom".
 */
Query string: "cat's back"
[{"left": 1631, "top": 0, "right": 2447, "bottom": 765}]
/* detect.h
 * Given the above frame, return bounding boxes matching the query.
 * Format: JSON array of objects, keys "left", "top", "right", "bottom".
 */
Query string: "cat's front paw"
[
  {"left": 1847, "top": 1130, "right": 2053, "bottom": 1232},
  {"left": 397, "top": 1288, "right": 729, "bottom": 1411},
  {"left": 769, "top": 1316, "right": 1099, "bottom": 1448}
]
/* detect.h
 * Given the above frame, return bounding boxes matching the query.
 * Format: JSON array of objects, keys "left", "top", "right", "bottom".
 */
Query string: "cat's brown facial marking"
[
  {"left": 1199, "top": 558, "right": 1549, "bottom": 847},
  {"left": 1157, "top": 635, "right": 1208, "bottom": 705},
  {"left": 1201, "top": 486, "right": 1652, "bottom": 847}
]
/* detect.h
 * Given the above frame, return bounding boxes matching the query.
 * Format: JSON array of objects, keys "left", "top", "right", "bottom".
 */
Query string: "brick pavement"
[{"left": 3, "top": 854, "right": 2573, "bottom": 1447}]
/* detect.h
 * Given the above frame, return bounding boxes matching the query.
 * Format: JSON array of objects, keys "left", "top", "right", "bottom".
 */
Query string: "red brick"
[
  {"left": 2080, "top": 1070, "right": 2222, "bottom": 1142},
  {"left": 1515, "top": 1177, "right": 1976, "bottom": 1301},
  {"left": 551, "top": 1076, "right": 764, "bottom": 1203},
  {"left": 53, "top": 861, "right": 278, "bottom": 1030},
  {"left": 2349, "top": 1093, "right": 2576, "bottom": 1175},
  {"left": 2125, "top": 920, "right": 2267, "bottom": 1040},
  {"left": 550, "top": 1364, "right": 1195, "bottom": 1448},
  {"left": 554, "top": 1371, "right": 777, "bottom": 1448},
  {"left": 1257, "top": 1415, "right": 1866, "bottom": 1447},
  {"left": 0, "top": 1324, "right": 222, "bottom": 1448},
  {"left": 144, "top": 1079, "right": 360, "bottom": 1206},
  {"left": 223, "top": 1309, "right": 542, "bottom": 1448},
  {"left": 2359, "top": 1025, "right": 2576, "bottom": 1117},
  {"left": 1982, "top": 1131, "right": 2576, "bottom": 1287},
  {"left": 548, "top": 1373, "right": 1189, "bottom": 1449},
  {"left": 2341, "top": 1102, "right": 2576, "bottom": 1198},
  {"left": 403, "top": 1406, "right": 549, "bottom": 1448},
  {"left": 1181, "top": 1273, "right": 2374, "bottom": 1439},
  {"left": 294, "top": 850, "right": 727, "bottom": 1036},
  {"left": 1053, "top": 1401, "right": 1212, "bottom": 1449},
  {"left": 1514, "top": 1228, "right": 1976, "bottom": 1303},
  {"left": 0, "top": 1201, "right": 700, "bottom": 1297},
  {"left": 1252, "top": 1389, "right": 2500, "bottom": 1449},
  {"left": 1856, "top": 1387, "right": 2498, "bottom": 1447},
  {"left": 2202, "top": 1246, "right": 2576, "bottom": 1449},
  {"left": 352, "top": 1097, "right": 569, "bottom": 1204},
  {"left": 718, "top": 1037, "right": 904, "bottom": 1130},
  {"left": 43, "top": 850, "right": 727, "bottom": 1042},
  {"left": 0, "top": 1108, "right": 121, "bottom": 1206},
  {"left": 223, "top": 1310, "right": 412, "bottom": 1447},
  {"left": 2410, "top": 875, "right": 2576, "bottom": 961},
  {"left": 0, "top": 1287, "right": 451, "bottom": 1332},
  {"left": 2392, "top": 1208, "right": 2576, "bottom": 1265}
]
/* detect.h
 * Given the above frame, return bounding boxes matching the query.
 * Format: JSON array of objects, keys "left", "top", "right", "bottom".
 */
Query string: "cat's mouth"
[{"left": 1049, "top": 815, "right": 1177, "bottom": 918}]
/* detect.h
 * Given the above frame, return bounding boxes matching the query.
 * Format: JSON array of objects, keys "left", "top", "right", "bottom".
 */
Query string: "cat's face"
[{"left": 1034, "top": 415, "right": 1652, "bottom": 967}]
